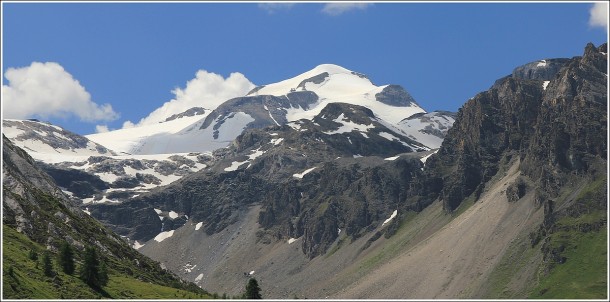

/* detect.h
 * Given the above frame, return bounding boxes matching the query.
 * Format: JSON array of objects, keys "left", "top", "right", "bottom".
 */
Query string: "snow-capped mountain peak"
[
  {"left": 246, "top": 63, "right": 371, "bottom": 97},
  {"left": 82, "top": 64, "right": 452, "bottom": 155}
]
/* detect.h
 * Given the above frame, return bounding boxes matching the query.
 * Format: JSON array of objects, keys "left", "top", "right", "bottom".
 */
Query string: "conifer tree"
[
  {"left": 245, "top": 277, "right": 262, "bottom": 299},
  {"left": 28, "top": 248, "right": 38, "bottom": 261},
  {"left": 58, "top": 241, "right": 75, "bottom": 275},
  {"left": 42, "top": 252, "right": 53, "bottom": 277},
  {"left": 98, "top": 260, "right": 109, "bottom": 286},
  {"left": 80, "top": 246, "right": 105, "bottom": 288}
]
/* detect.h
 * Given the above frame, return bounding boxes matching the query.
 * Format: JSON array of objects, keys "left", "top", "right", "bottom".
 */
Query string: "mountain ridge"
[{"left": 2, "top": 43, "right": 606, "bottom": 299}]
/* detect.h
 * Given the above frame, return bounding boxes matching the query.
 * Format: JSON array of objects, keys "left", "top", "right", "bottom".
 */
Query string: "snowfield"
[{"left": 250, "top": 64, "right": 426, "bottom": 125}]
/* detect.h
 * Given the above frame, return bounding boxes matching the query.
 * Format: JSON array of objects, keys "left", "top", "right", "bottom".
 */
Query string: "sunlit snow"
[
  {"left": 251, "top": 64, "right": 425, "bottom": 125},
  {"left": 270, "top": 137, "right": 284, "bottom": 145},
  {"left": 133, "top": 241, "right": 144, "bottom": 250},
  {"left": 293, "top": 167, "right": 316, "bottom": 178},
  {"left": 382, "top": 210, "right": 398, "bottom": 226},
  {"left": 420, "top": 150, "right": 438, "bottom": 164},
  {"left": 542, "top": 81, "right": 550, "bottom": 90},
  {"left": 154, "top": 230, "right": 175, "bottom": 242},
  {"left": 224, "top": 148, "right": 265, "bottom": 172},
  {"left": 537, "top": 59, "right": 547, "bottom": 67}
]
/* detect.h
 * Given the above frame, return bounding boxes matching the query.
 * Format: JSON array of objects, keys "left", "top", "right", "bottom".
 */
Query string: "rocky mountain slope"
[
  {"left": 108, "top": 43, "right": 606, "bottom": 298},
  {"left": 2, "top": 43, "right": 606, "bottom": 299},
  {"left": 86, "top": 102, "right": 432, "bottom": 253},
  {"left": 332, "top": 42, "right": 607, "bottom": 299},
  {"left": 2, "top": 119, "right": 214, "bottom": 207},
  {"left": 2, "top": 135, "right": 210, "bottom": 299}
]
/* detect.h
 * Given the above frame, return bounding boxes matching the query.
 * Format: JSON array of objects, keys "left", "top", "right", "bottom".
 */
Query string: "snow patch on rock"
[
  {"left": 382, "top": 210, "right": 398, "bottom": 226},
  {"left": 154, "top": 230, "right": 175, "bottom": 242}
]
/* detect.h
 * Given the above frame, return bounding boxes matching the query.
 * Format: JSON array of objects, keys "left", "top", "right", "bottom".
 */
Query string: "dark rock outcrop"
[
  {"left": 41, "top": 164, "right": 109, "bottom": 198},
  {"left": 424, "top": 42, "right": 607, "bottom": 212},
  {"left": 297, "top": 72, "right": 329, "bottom": 89},
  {"left": 199, "top": 91, "right": 319, "bottom": 134},
  {"left": 375, "top": 84, "right": 417, "bottom": 107},
  {"left": 164, "top": 107, "right": 207, "bottom": 122}
]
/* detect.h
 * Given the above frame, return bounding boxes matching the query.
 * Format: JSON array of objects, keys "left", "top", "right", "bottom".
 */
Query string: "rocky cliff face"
[
  {"left": 375, "top": 84, "right": 417, "bottom": 107},
  {"left": 87, "top": 102, "right": 430, "bottom": 257},
  {"left": 521, "top": 43, "right": 607, "bottom": 187},
  {"left": 199, "top": 91, "right": 319, "bottom": 134},
  {"left": 423, "top": 43, "right": 607, "bottom": 212}
]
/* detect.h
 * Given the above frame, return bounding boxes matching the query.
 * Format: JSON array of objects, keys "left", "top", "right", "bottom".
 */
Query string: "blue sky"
[{"left": 2, "top": 2, "right": 608, "bottom": 135}]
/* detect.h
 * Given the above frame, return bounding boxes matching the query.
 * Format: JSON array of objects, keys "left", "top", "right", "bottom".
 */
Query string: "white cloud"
[
  {"left": 125, "top": 70, "right": 255, "bottom": 127},
  {"left": 258, "top": 3, "right": 297, "bottom": 14},
  {"left": 321, "top": 3, "right": 371, "bottom": 16},
  {"left": 122, "top": 121, "right": 136, "bottom": 129},
  {"left": 95, "top": 125, "right": 110, "bottom": 133},
  {"left": 2, "top": 62, "right": 119, "bottom": 122},
  {"left": 589, "top": 3, "right": 608, "bottom": 33}
]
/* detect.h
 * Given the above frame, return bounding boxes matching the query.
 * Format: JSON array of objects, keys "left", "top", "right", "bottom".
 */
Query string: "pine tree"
[
  {"left": 58, "top": 241, "right": 75, "bottom": 275},
  {"left": 28, "top": 248, "right": 38, "bottom": 261},
  {"left": 245, "top": 277, "right": 262, "bottom": 299},
  {"left": 42, "top": 252, "right": 53, "bottom": 277},
  {"left": 80, "top": 246, "right": 102, "bottom": 288},
  {"left": 98, "top": 260, "right": 108, "bottom": 286}
]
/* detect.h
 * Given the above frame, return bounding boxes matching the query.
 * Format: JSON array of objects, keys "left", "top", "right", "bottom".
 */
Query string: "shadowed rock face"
[
  {"left": 491, "top": 58, "right": 572, "bottom": 89},
  {"left": 87, "top": 102, "right": 428, "bottom": 257},
  {"left": 424, "top": 43, "right": 607, "bottom": 212},
  {"left": 297, "top": 72, "right": 329, "bottom": 89},
  {"left": 164, "top": 107, "right": 207, "bottom": 122},
  {"left": 511, "top": 58, "right": 572, "bottom": 81},
  {"left": 199, "top": 91, "right": 319, "bottom": 134},
  {"left": 375, "top": 84, "right": 417, "bottom": 107},
  {"left": 521, "top": 43, "right": 607, "bottom": 191}
]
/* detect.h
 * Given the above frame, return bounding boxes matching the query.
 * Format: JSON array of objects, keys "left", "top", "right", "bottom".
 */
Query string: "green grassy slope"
[{"left": 3, "top": 225, "right": 211, "bottom": 299}]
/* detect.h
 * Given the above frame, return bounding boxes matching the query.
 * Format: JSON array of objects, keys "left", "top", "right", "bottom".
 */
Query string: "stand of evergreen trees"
[{"left": 29, "top": 242, "right": 108, "bottom": 290}]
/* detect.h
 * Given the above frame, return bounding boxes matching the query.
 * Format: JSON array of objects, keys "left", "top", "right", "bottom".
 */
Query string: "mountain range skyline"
[
  {"left": 2, "top": 2, "right": 608, "bottom": 136},
  {"left": 2, "top": 31, "right": 607, "bottom": 298}
]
